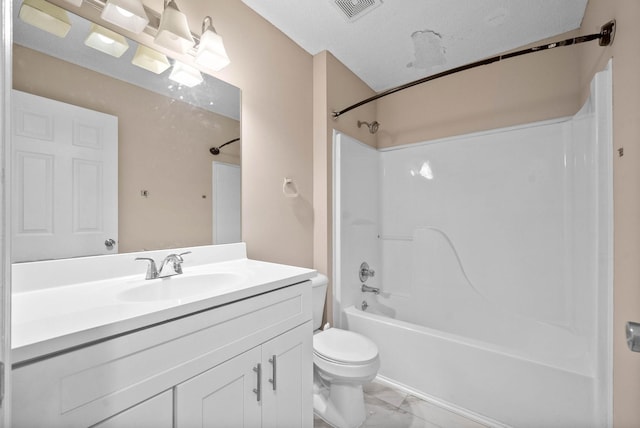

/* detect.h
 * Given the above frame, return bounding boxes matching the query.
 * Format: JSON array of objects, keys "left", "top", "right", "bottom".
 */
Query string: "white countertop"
[{"left": 12, "top": 244, "right": 316, "bottom": 364}]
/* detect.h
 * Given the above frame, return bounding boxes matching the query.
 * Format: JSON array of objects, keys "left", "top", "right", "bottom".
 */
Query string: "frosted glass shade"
[
  {"left": 169, "top": 61, "right": 203, "bottom": 87},
  {"left": 154, "top": 0, "right": 194, "bottom": 54},
  {"left": 85, "top": 24, "right": 130, "bottom": 57},
  {"left": 101, "top": 0, "right": 149, "bottom": 34},
  {"left": 19, "top": 0, "right": 71, "bottom": 38},
  {"left": 63, "top": 0, "right": 83, "bottom": 7},
  {"left": 131, "top": 45, "right": 170, "bottom": 74},
  {"left": 195, "top": 28, "right": 230, "bottom": 71}
]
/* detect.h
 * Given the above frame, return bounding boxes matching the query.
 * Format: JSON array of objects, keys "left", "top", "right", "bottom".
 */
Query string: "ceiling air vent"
[{"left": 332, "top": 0, "right": 383, "bottom": 22}]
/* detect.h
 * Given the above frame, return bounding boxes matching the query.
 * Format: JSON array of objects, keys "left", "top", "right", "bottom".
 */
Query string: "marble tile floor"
[{"left": 314, "top": 381, "right": 489, "bottom": 428}]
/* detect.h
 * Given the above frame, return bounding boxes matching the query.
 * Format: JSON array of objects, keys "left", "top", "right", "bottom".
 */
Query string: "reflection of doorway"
[
  {"left": 212, "top": 161, "right": 241, "bottom": 244},
  {"left": 11, "top": 90, "right": 118, "bottom": 262}
]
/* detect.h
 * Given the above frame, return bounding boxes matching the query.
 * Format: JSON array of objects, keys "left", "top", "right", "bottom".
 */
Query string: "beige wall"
[
  {"left": 13, "top": 45, "right": 240, "bottom": 252},
  {"left": 176, "top": 1, "right": 315, "bottom": 267},
  {"left": 578, "top": 1, "right": 640, "bottom": 427},
  {"left": 375, "top": 31, "right": 582, "bottom": 148}
]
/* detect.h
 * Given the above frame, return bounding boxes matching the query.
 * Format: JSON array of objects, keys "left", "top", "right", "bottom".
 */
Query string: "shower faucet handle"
[{"left": 359, "top": 262, "right": 375, "bottom": 282}]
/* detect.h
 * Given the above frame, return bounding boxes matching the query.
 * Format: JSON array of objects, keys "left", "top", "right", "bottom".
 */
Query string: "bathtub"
[{"left": 344, "top": 303, "right": 604, "bottom": 427}]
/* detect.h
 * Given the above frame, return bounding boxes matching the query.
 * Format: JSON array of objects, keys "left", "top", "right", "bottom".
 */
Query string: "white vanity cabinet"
[
  {"left": 176, "top": 322, "right": 311, "bottom": 428},
  {"left": 93, "top": 391, "right": 174, "bottom": 428},
  {"left": 12, "top": 281, "right": 313, "bottom": 428}
]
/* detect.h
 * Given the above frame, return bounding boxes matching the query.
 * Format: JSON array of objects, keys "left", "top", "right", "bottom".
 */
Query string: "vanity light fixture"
[
  {"left": 194, "top": 16, "right": 230, "bottom": 72},
  {"left": 63, "top": 0, "right": 83, "bottom": 7},
  {"left": 169, "top": 60, "right": 203, "bottom": 87},
  {"left": 100, "top": 0, "right": 149, "bottom": 34},
  {"left": 85, "top": 23, "right": 130, "bottom": 57},
  {"left": 131, "top": 44, "right": 171, "bottom": 74},
  {"left": 154, "top": 0, "right": 194, "bottom": 54},
  {"left": 19, "top": 0, "right": 71, "bottom": 38}
]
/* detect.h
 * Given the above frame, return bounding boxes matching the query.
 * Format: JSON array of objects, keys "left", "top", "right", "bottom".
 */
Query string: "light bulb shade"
[
  {"left": 19, "top": 0, "right": 71, "bottom": 38},
  {"left": 85, "top": 23, "right": 130, "bottom": 57},
  {"left": 154, "top": 0, "right": 194, "bottom": 54},
  {"left": 131, "top": 45, "right": 170, "bottom": 74},
  {"left": 195, "top": 28, "right": 230, "bottom": 71},
  {"left": 100, "top": 0, "right": 149, "bottom": 34},
  {"left": 169, "top": 61, "right": 203, "bottom": 87}
]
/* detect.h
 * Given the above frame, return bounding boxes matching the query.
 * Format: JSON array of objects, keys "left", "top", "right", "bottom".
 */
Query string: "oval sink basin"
[{"left": 118, "top": 272, "right": 246, "bottom": 302}]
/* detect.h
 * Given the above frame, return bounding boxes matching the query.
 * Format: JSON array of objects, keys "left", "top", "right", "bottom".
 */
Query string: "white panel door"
[
  {"left": 212, "top": 161, "right": 241, "bottom": 244},
  {"left": 11, "top": 90, "right": 118, "bottom": 262},
  {"left": 175, "top": 346, "right": 262, "bottom": 428}
]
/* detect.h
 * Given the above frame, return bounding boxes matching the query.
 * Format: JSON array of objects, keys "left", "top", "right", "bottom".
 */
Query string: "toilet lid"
[{"left": 313, "top": 328, "right": 378, "bottom": 364}]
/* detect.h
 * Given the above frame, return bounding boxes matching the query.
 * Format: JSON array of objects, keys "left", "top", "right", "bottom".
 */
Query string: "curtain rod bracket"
[{"left": 332, "top": 20, "right": 616, "bottom": 120}]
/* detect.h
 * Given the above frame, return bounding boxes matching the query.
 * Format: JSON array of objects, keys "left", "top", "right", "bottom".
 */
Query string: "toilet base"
[{"left": 313, "top": 374, "right": 367, "bottom": 428}]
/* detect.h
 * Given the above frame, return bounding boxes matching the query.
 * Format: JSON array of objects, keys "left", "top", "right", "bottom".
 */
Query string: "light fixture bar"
[
  {"left": 83, "top": 0, "right": 201, "bottom": 46},
  {"left": 85, "top": 23, "right": 130, "bottom": 57},
  {"left": 100, "top": 0, "right": 149, "bottom": 34},
  {"left": 195, "top": 16, "right": 230, "bottom": 71},
  {"left": 169, "top": 60, "right": 203, "bottom": 87},
  {"left": 19, "top": 0, "right": 72, "bottom": 38},
  {"left": 154, "top": 0, "right": 194, "bottom": 54},
  {"left": 131, "top": 44, "right": 170, "bottom": 74}
]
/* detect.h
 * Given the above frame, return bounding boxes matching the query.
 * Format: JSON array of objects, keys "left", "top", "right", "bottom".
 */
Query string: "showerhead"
[
  {"left": 357, "top": 120, "right": 380, "bottom": 134},
  {"left": 209, "top": 137, "right": 240, "bottom": 155}
]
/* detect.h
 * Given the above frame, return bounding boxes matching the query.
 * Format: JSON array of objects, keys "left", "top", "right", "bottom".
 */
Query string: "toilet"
[{"left": 311, "top": 274, "right": 380, "bottom": 428}]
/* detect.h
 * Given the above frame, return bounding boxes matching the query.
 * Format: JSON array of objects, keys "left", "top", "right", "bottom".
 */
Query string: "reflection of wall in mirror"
[{"left": 13, "top": 44, "right": 240, "bottom": 253}]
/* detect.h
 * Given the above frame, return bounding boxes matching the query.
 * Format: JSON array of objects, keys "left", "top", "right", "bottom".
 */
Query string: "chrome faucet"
[
  {"left": 134, "top": 251, "right": 191, "bottom": 280},
  {"left": 361, "top": 283, "right": 380, "bottom": 294},
  {"left": 158, "top": 251, "right": 191, "bottom": 278},
  {"left": 359, "top": 262, "right": 375, "bottom": 282},
  {"left": 135, "top": 257, "right": 159, "bottom": 280}
]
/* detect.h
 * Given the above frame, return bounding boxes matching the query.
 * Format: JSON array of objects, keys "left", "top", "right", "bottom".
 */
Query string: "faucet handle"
[
  {"left": 177, "top": 251, "right": 192, "bottom": 261},
  {"left": 359, "top": 262, "right": 375, "bottom": 282},
  {"left": 135, "top": 257, "right": 158, "bottom": 280}
]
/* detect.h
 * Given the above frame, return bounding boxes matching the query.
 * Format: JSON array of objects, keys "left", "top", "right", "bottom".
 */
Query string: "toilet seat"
[{"left": 313, "top": 328, "right": 378, "bottom": 365}]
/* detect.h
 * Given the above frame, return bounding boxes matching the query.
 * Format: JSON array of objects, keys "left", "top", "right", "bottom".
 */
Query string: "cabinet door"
[
  {"left": 262, "top": 322, "right": 313, "bottom": 428},
  {"left": 176, "top": 347, "right": 262, "bottom": 428},
  {"left": 93, "top": 390, "right": 173, "bottom": 428}
]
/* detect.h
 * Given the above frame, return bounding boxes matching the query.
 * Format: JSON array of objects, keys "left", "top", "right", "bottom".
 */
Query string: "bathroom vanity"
[{"left": 11, "top": 243, "right": 315, "bottom": 428}]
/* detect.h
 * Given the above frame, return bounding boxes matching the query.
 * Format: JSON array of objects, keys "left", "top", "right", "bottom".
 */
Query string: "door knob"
[{"left": 105, "top": 238, "right": 116, "bottom": 250}]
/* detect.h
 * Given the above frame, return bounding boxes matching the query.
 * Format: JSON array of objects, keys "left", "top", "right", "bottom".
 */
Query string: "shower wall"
[
  {"left": 336, "top": 115, "right": 602, "bottom": 355},
  {"left": 333, "top": 63, "right": 612, "bottom": 425},
  {"left": 333, "top": 133, "right": 380, "bottom": 325}
]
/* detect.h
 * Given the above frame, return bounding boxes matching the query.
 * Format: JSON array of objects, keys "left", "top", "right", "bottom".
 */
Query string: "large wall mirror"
[{"left": 11, "top": 0, "right": 241, "bottom": 262}]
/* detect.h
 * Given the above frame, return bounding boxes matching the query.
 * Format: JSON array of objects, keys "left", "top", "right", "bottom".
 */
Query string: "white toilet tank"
[{"left": 310, "top": 274, "right": 328, "bottom": 330}]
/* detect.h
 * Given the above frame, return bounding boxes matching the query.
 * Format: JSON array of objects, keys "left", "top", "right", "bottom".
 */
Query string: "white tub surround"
[
  {"left": 333, "top": 63, "right": 613, "bottom": 427},
  {"left": 12, "top": 243, "right": 316, "bottom": 427}
]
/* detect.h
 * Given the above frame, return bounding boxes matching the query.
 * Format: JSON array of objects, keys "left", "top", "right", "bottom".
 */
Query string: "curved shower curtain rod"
[
  {"left": 332, "top": 20, "right": 616, "bottom": 120},
  {"left": 210, "top": 137, "right": 240, "bottom": 155}
]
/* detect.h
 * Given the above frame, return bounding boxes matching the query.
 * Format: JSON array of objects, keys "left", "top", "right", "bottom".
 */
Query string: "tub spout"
[{"left": 361, "top": 284, "right": 380, "bottom": 294}]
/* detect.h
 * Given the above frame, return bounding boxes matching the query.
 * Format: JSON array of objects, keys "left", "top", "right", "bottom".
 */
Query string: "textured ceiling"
[{"left": 241, "top": 0, "right": 588, "bottom": 92}]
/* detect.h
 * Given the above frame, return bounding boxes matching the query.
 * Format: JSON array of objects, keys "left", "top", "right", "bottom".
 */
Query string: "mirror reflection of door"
[
  {"left": 212, "top": 162, "right": 241, "bottom": 245},
  {"left": 11, "top": 90, "right": 118, "bottom": 262}
]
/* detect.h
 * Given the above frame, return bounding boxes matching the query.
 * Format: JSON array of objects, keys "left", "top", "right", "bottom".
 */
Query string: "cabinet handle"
[
  {"left": 253, "top": 363, "right": 262, "bottom": 402},
  {"left": 268, "top": 355, "right": 277, "bottom": 391}
]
